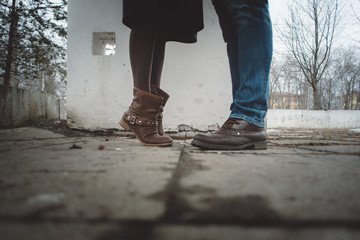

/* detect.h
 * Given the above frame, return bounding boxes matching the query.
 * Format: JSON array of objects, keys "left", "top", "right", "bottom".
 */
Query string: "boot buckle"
[{"left": 127, "top": 115, "right": 136, "bottom": 125}]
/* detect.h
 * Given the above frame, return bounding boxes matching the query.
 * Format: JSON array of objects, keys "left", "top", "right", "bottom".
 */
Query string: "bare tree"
[
  {"left": 279, "top": 0, "right": 342, "bottom": 110},
  {"left": 352, "top": 0, "right": 360, "bottom": 23},
  {"left": 269, "top": 58, "right": 282, "bottom": 108},
  {"left": 333, "top": 48, "right": 360, "bottom": 110},
  {"left": 269, "top": 55, "right": 310, "bottom": 109},
  {"left": 320, "top": 69, "right": 340, "bottom": 110}
]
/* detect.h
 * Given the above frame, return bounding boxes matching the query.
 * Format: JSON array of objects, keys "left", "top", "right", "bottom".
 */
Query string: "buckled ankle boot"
[
  {"left": 151, "top": 84, "right": 169, "bottom": 136},
  {"left": 120, "top": 88, "right": 173, "bottom": 146}
]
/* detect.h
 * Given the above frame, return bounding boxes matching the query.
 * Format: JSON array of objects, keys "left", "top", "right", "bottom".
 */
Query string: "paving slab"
[
  {"left": 178, "top": 144, "right": 360, "bottom": 223},
  {"left": 0, "top": 222, "right": 114, "bottom": 240},
  {"left": 0, "top": 127, "right": 66, "bottom": 141},
  {"left": 0, "top": 128, "right": 182, "bottom": 220},
  {"left": 295, "top": 145, "right": 360, "bottom": 154},
  {"left": 152, "top": 225, "right": 360, "bottom": 240},
  {"left": 1, "top": 223, "right": 360, "bottom": 240},
  {"left": 0, "top": 127, "right": 360, "bottom": 240}
]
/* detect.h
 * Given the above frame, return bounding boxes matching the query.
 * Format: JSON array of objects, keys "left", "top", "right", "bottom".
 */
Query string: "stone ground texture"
[{"left": 0, "top": 123, "right": 360, "bottom": 240}]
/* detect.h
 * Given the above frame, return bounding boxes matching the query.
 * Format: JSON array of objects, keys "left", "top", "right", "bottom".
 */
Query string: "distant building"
[
  {"left": 269, "top": 93, "right": 304, "bottom": 110},
  {"left": 341, "top": 90, "right": 360, "bottom": 110}
]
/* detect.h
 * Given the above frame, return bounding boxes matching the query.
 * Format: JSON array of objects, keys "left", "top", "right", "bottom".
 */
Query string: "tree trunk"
[
  {"left": 312, "top": 87, "right": 322, "bottom": 110},
  {"left": 343, "top": 95, "right": 349, "bottom": 110},
  {"left": 4, "top": 0, "right": 18, "bottom": 86}
]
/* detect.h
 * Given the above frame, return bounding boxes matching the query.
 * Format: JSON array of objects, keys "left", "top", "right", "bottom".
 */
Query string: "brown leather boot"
[
  {"left": 151, "top": 84, "right": 169, "bottom": 136},
  {"left": 120, "top": 88, "right": 173, "bottom": 146},
  {"left": 191, "top": 118, "right": 267, "bottom": 150}
]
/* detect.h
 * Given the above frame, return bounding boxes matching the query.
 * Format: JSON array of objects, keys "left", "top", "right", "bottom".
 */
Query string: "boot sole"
[
  {"left": 191, "top": 139, "right": 267, "bottom": 150},
  {"left": 119, "top": 119, "right": 173, "bottom": 147}
]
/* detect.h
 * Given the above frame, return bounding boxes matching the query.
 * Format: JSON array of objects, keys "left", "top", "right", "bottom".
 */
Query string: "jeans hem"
[{"left": 229, "top": 113, "right": 265, "bottom": 127}]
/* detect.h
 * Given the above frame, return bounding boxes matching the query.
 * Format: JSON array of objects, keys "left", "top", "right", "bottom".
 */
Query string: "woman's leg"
[
  {"left": 122, "top": 22, "right": 173, "bottom": 146},
  {"left": 129, "top": 21, "right": 161, "bottom": 92},
  {"left": 150, "top": 30, "right": 167, "bottom": 88}
]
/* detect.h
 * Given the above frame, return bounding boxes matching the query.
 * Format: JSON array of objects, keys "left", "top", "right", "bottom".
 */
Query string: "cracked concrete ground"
[{"left": 0, "top": 126, "right": 360, "bottom": 240}]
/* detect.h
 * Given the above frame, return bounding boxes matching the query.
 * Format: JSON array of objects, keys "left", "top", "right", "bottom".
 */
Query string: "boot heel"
[
  {"left": 254, "top": 141, "right": 268, "bottom": 150},
  {"left": 119, "top": 118, "right": 132, "bottom": 131}
]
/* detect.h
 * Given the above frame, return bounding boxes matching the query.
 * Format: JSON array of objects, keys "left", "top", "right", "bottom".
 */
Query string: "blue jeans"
[{"left": 212, "top": 0, "right": 273, "bottom": 127}]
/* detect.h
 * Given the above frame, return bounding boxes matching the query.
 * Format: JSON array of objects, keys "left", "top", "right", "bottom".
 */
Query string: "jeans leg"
[
  {"left": 212, "top": 0, "right": 239, "bottom": 99},
  {"left": 214, "top": 0, "right": 273, "bottom": 127}
]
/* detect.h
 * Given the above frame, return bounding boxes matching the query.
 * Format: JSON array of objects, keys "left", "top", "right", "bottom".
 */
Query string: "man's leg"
[
  {"left": 212, "top": 0, "right": 240, "bottom": 98},
  {"left": 191, "top": 0, "right": 273, "bottom": 150},
  {"left": 225, "top": 0, "right": 273, "bottom": 127}
]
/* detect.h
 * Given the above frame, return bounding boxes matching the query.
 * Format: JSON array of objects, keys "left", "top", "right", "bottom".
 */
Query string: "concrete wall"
[
  {"left": 67, "top": 0, "right": 231, "bottom": 131},
  {"left": 267, "top": 110, "right": 360, "bottom": 129},
  {"left": 67, "top": 0, "right": 360, "bottom": 131},
  {"left": 0, "top": 85, "right": 65, "bottom": 128}
]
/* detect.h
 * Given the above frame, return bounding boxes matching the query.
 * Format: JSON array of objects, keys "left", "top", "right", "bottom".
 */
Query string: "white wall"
[
  {"left": 267, "top": 110, "right": 360, "bottom": 129},
  {"left": 67, "top": 1, "right": 360, "bottom": 131},
  {"left": 67, "top": 0, "right": 232, "bottom": 131}
]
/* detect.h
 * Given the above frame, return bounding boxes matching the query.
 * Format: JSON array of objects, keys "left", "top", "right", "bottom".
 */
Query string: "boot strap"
[{"left": 124, "top": 112, "right": 158, "bottom": 127}]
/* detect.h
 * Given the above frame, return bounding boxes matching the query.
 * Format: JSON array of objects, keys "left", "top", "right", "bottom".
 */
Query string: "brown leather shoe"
[
  {"left": 191, "top": 118, "right": 267, "bottom": 150},
  {"left": 120, "top": 88, "right": 173, "bottom": 146}
]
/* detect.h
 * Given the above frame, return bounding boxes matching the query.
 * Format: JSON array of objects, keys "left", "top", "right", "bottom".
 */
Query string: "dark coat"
[{"left": 123, "top": 0, "right": 204, "bottom": 43}]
